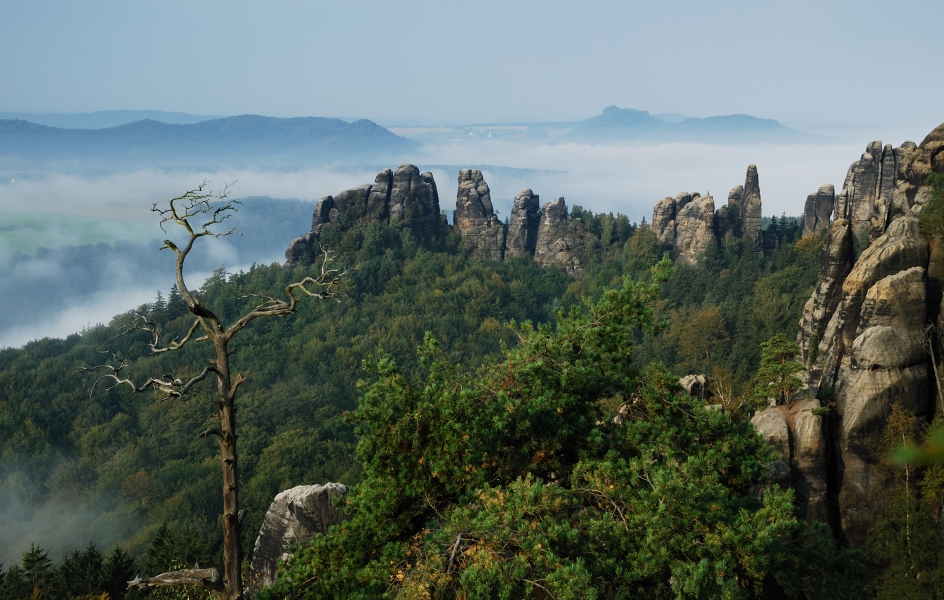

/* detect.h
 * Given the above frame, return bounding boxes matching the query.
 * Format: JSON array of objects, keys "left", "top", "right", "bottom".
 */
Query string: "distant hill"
[
  {"left": 0, "top": 115, "right": 417, "bottom": 170},
  {"left": 0, "top": 110, "right": 220, "bottom": 129},
  {"left": 394, "top": 106, "right": 826, "bottom": 144}
]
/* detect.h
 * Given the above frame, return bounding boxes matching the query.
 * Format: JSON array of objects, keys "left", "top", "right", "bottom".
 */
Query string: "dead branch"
[{"left": 128, "top": 568, "right": 224, "bottom": 593}]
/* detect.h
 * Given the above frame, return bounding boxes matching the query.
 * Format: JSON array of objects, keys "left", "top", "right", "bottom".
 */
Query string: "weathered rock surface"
[
  {"left": 751, "top": 400, "right": 828, "bottom": 524},
  {"left": 454, "top": 169, "right": 505, "bottom": 261},
  {"left": 282, "top": 165, "right": 441, "bottom": 268},
  {"left": 652, "top": 196, "right": 677, "bottom": 245},
  {"left": 388, "top": 165, "right": 441, "bottom": 234},
  {"left": 802, "top": 184, "right": 835, "bottom": 238},
  {"left": 505, "top": 189, "right": 540, "bottom": 258},
  {"left": 899, "top": 123, "right": 944, "bottom": 217},
  {"left": 834, "top": 141, "right": 902, "bottom": 246},
  {"left": 533, "top": 197, "right": 595, "bottom": 275},
  {"left": 751, "top": 408, "right": 790, "bottom": 461},
  {"left": 249, "top": 483, "right": 348, "bottom": 595},
  {"left": 817, "top": 217, "right": 928, "bottom": 390},
  {"left": 672, "top": 194, "right": 715, "bottom": 265},
  {"left": 723, "top": 166, "right": 763, "bottom": 246},
  {"left": 790, "top": 399, "right": 828, "bottom": 523},
  {"left": 679, "top": 374, "right": 709, "bottom": 400},
  {"left": 797, "top": 219, "right": 854, "bottom": 365},
  {"left": 834, "top": 267, "right": 928, "bottom": 544}
]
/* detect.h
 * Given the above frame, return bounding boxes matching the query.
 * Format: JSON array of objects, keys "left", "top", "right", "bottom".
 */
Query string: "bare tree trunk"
[
  {"left": 217, "top": 342, "right": 242, "bottom": 599},
  {"left": 83, "top": 184, "right": 346, "bottom": 600}
]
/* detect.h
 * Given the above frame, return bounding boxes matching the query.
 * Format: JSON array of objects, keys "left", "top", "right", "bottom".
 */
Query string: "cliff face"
[
  {"left": 782, "top": 122, "right": 944, "bottom": 545},
  {"left": 802, "top": 185, "right": 835, "bottom": 238},
  {"left": 284, "top": 167, "right": 593, "bottom": 274}
]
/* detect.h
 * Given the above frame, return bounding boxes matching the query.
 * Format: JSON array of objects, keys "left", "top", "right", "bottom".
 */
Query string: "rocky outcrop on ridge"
[
  {"left": 672, "top": 195, "right": 716, "bottom": 265},
  {"left": 284, "top": 167, "right": 593, "bottom": 274},
  {"left": 533, "top": 197, "right": 596, "bottom": 275},
  {"left": 650, "top": 165, "right": 765, "bottom": 264},
  {"left": 505, "top": 189, "right": 540, "bottom": 258},
  {"left": 771, "top": 122, "right": 944, "bottom": 546},
  {"left": 802, "top": 185, "right": 835, "bottom": 238},
  {"left": 736, "top": 165, "right": 763, "bottom": 246},
  {"left": 248, "top": 483, "right": 348, "bottom": 595},
  {"left": 834, "top": 142, "right": 902, "bottom": 246},
  {"left": 454, "top": 169, "right": 505, "bottom": 261},
  {"left": 283, "top": 165, "right": 442, "bottom": 268}
]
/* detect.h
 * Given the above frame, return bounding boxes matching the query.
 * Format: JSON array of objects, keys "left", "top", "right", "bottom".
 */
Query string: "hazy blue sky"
[{"left": 3, "top": 0, "right": 942, "bottom": 127}]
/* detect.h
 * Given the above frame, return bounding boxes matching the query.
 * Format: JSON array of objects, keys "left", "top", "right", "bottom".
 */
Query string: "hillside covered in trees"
[{"left": 3, "top": 150, "right": 943, "bottom": 597}]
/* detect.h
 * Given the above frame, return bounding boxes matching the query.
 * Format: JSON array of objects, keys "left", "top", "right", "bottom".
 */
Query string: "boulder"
[
  {"left": 505, "top": 189, "right": 540, "bottom": 258},
  {"left": 751, "top": 408, "right": 790, "bottom": 462},
  {"left": 248, "top": 483, "right": 348, "bottom": 596},
  {"left": 679, "top": 374, "right": 709, "bottom": 400},
  {"left": 454, "top": 169, "right": 505, "bottom": 261},
  {"left": 802, "top": 184, "right": 835, "bottom": 238}
]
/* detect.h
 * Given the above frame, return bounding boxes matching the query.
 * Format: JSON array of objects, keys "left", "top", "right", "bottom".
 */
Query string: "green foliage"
[
  {"left": 263, "top": 267, "right": 858, "bottom": 599},
  {"left": 753, "top": 333, "right": 805, "bottom": 408},
  {"left": 918, "top": 172, "right": 944, "bottom": 238},
  {"left": 0, "top": 542, "right": 137, "bottom": 600}
]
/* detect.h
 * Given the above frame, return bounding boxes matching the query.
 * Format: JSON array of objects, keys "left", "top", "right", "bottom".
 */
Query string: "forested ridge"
[{"left": 3, "top": 197, "right": 929, "bottom": 598}]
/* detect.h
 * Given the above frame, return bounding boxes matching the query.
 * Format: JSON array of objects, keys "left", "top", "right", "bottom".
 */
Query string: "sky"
[{"left": 2, "top": 0, "right": 943, "bottom": 128}]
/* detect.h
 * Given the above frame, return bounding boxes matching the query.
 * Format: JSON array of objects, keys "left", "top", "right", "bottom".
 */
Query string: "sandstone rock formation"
[
  {"left": 751, "top": 400, "right": 828, "bottom": 524},
  {"left": 283, "top": 165, "right": 442, "bottom": 268},
  {"left": 284, "top": 168, "right": 596, "bottom": 275},
  {"left": 726, "top": 165, "right": 762, "bottom": 246},
  {"left": 248, "top": 483, "right": 348, "bottom": 595},
  {"left": 505, "top": 189, "right": 540, "bottom": 258},
  {"left": 834, "top": 266, "right": 928, "bottom": 543},
  {"left": 454, "top": 169, "right": 505, "bottom": 261},
  {"left": 648, "top": 165, "right": 765, "bottom": 265},
  {"left": 679, "top": 374, "right": 709, "bottom": 400},
  {"left": 534, "top": 197, "right": 595, "bottom": 275},
  {"left": 672, "top": 194, "right": 716, "bottom": 265},
  {"left": 751, "top": 408, "right": 790, "bottom": 461},
  {"left": 802, "top": 185, "right": 835, "bottom": 238},
  {"left": 797, "top": 219, "right": 854, "bottom": 364},
  {"left": 651, "top": 195, "right": 678, "bottom": 246},
  {"left": 815, "top": 217, "right": 928, "bottom": 392},
  {"left": 834, "top": 142, "right": 902, "bottom": 246}
]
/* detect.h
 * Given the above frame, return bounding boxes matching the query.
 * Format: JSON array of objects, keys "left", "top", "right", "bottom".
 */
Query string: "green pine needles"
[{"left": 261, "top": 261, "right": 860, "bottom": 599}]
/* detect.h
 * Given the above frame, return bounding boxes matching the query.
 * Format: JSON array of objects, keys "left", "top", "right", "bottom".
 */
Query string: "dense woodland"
[{"left": 2, "top": 190, "right": 943, "bottom": 598}]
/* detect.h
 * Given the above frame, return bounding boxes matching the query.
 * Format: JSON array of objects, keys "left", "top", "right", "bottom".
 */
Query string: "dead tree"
[{"left": 80, "top": 183, "right": 346, "bottom": 600}]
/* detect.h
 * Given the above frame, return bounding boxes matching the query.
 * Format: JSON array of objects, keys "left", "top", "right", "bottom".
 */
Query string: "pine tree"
[{"left": 753, "top": 333, "right": 804, "bottom": 407}]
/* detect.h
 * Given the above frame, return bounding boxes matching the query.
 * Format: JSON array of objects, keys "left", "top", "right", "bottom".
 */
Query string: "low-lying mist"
[{"left": 0, "top": 130, "right": 927, "bottom": 349}]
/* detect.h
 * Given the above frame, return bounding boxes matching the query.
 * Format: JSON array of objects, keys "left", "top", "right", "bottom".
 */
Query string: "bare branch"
[
  {"left": 223, "top": 249, "right": 349, "bottom": 341},
  {"left": 199, "top": 427, "right": 224, "bottom": 439},
  {"left": 128, "top": 568, "right": 224, "bottom": 593}
]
